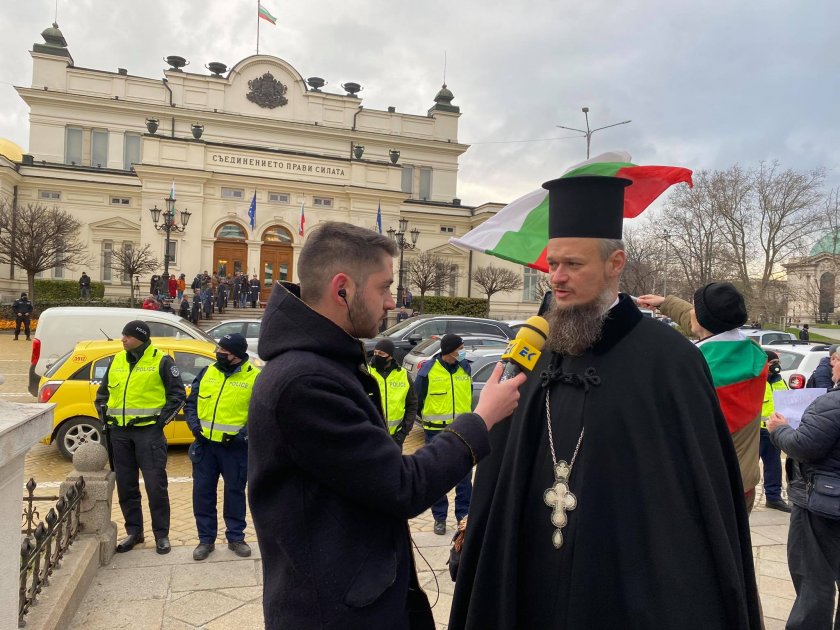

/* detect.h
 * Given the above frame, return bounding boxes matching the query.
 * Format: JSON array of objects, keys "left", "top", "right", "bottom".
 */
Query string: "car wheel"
[{"left": 55, "top": 416, "right": 103, "bottom": 460}]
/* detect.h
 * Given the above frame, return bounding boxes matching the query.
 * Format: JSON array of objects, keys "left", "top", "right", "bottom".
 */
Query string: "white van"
[{"left": 28, "top": 307, "right": 214, "bottom": 395}]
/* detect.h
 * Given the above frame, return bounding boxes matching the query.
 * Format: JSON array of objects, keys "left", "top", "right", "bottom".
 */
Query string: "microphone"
[{"left": 499, "top": 316, "right": 549, "bottom": 382}]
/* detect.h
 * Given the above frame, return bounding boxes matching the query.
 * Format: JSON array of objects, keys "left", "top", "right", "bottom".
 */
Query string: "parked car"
[
  {"left": 29, "top": 307, "right": 215, "bottom": 396},
  {"left": 205, "top": 319, "right": 262, "bottom": 355},
  {"left": 762, "top": 343, "right": 830, "bottom": 389},
  {"left": 402, "top": 335, "right": 509, "bottom": 377},
  {"left": 467, "top": 348, "right": 508, "bottom": 409},
  {"left": 745, "top": 330, "right": 796, "bottom": 345},
  {"left": 37, "top": 338, "right": 219, "bottom": 459},
  {"left": 363, "top": 316, "right": 515, "bottom": 363}
]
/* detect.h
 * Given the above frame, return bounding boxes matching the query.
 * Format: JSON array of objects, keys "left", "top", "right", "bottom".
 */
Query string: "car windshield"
[
  {"left": 380, "top": 318, "right": 420, "bottom": 338},
  {"left": 409, "top": 337, "right": 441, "bottom": 354},
  {"left": 173, "top": 317, "right": 216, "bottom": 343},
  {"left": 775, "top": 351, "right": 803, "bottom": 371},
  {"left": 45, "top": 350, "right": 74, "bottom": 377}
]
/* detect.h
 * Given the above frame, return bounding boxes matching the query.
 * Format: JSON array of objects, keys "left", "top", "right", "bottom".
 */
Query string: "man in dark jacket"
[
  {"left": 12, "top": 292, "right": 33, "bottom": 341},
  {"left": 799, "top": 323, "right": 810, "bottom": 341},
  {"left": 768, "top": 349, "right": 840, "bottom": 630},
  {"left": 248, "top": 221, "right": 525, "bottom": 630},
  {"left": 806, "top": 344, "right": 836, "bottom": 388}
]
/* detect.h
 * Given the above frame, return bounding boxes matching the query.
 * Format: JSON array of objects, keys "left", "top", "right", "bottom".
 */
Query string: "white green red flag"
[
  {"left": 450, "top": 151, "right": 693, "bottom": 272},
  {"left": 698, "top": 332, "right": 768, "bottom": 434},
  {"left": 258, "top": 3, "right": 277, "bottom": 24},
  {"left": 298, "top": 201, "right": 305, "bottom": 237}
]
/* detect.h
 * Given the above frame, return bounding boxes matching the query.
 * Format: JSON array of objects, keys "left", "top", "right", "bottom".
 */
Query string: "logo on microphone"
[{"left": 502, "top": 339, "right": 541, "bottom": 371}]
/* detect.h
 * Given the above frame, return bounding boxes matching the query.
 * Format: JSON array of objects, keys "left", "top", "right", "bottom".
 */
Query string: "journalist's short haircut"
[{"left": 298, "top": 222, "right": 397, "bottom": 304}]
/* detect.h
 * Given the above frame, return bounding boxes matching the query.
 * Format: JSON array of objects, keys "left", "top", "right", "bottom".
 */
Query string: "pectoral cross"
[{"left": 543, "top": 460, "right": 577, "bottom": 549}]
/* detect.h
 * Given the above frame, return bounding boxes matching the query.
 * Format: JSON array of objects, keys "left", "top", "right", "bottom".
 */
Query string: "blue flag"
[
  {"left": 248, "top": 191, "right": 257, "bottom": 230},
  {"left": 376, "top": 202, "right": 382, "bottom": 234}
]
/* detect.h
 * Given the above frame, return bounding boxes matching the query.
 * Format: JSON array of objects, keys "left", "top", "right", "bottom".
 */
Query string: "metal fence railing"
[{"left": 19, "top": 476, "right": 85, "bottom": 627}]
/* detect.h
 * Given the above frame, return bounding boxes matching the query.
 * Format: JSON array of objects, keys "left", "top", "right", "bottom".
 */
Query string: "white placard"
[{"left": 772, "top": 388, "right": 827, "bottom": 429}]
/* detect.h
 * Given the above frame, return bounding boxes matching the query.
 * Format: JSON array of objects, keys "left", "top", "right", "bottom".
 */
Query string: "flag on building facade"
[
  {"left": 450, "top": 151, "right": 693, "bottom": 272},
  {"left": 298, "top": 201, "right": 305, "bottom": 237},
  {"left": 248, "top": 191, "right": 257, "bottom": 230},
  {"left": 258, "top": 3, "right": 277, "bottom": 24},
  {"left": 697, "top": 332, "right": 769, "bottom": 434},
  {"left": 376, "top": 202, "right": 382, "bottom": 234}
]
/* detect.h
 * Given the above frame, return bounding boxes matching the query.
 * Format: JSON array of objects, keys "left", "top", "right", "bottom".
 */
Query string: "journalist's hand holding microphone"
[{"left": 473, "top": 363, "right": 526, "bottom": 430}]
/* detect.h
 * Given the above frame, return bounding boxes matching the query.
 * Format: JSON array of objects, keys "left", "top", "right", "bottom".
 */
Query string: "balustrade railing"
[{"left": 19, "top": 476, "right": 85, "bottom": 627}]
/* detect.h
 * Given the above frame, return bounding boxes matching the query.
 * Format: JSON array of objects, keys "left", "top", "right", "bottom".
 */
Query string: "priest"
[{"left": 449, "top": 175, "right": 761, "bottom": 629}]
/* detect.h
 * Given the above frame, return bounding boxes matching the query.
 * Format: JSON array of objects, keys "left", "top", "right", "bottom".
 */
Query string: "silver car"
[
  {"left": 205, "top": 319, "right": 262, "bottom": 355},
  {"left": 402, "top": 335, "right": 509, "bottom": 378}
]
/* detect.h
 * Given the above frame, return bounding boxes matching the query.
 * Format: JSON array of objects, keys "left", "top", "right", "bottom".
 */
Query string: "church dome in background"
[
  {"left": 0, "top": 138, "right": 24, "bottom": 163},
  {"left": 810, "top": 230, "right": 840, "bottom": 256}
]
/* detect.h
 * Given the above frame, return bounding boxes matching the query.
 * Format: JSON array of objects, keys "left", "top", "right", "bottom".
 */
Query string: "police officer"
[
  {"left": 95, "top": 320, "right": 186, "bottom": 554},
  {"left": 415, "top": 333, "right": 473, "bottom": 535},
  {"left": 12, "top": 292, "right": 33, "bottom": 340},
  {"left": 761, "top": 350, "right": 791, "bottom": 512},
  {"left": 185, "top": 333, "right": 260, "bottom": 561},
  {"left": 368, "top": 339, "right": 417, "bottom": 450}
]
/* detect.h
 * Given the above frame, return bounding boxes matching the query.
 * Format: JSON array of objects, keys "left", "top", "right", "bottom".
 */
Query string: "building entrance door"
[
  {"left": 213, "top": 223, "right": 248, "bottom": 278},
  {"left": 259, "top": 226, "right": 294, "bottom": 303}
]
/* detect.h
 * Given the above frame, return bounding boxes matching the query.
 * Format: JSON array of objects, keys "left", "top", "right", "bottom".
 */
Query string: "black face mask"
[
  {"left": 769, "top": 363, "right": 782, "bottom": 375},
  {"left": 216, "top": 353, "right": 234, "bottom": 370},
  {"left": 371, "top": 355, "right": 390, "bottom": 372}
]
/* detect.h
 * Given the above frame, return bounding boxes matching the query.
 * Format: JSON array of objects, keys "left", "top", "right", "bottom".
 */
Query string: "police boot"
[{"left": 193, "top": 542, "right": 215, "bottom": 561}]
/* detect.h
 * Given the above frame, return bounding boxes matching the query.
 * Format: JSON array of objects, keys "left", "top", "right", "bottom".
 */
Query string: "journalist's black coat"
[
  {"left": 449, "top": 295, "right": 762, "bottom": 630},
  {"left": 248, "top": 284, "right": 490, "bottom": 630}
]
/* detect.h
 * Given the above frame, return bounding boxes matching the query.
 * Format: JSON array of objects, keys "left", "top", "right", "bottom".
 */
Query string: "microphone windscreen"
[{"left": 515, "top": 316, "right": 549, "bottom": 351}]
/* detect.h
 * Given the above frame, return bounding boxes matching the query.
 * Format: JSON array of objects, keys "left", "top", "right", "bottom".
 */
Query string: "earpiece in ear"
[{"left": 338, "top": 288, "right": 347, "bottom": 299}]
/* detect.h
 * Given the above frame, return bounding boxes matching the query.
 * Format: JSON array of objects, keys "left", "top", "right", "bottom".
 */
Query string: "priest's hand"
[
  {"left": 474, "top": 363, "right": 527, "bottom": 430},
  {"left": 767, "top": 411, "right": 789, "bottom": 432},
  {"left": 636, "top": 294, "right": 665, "bottom": 309}
]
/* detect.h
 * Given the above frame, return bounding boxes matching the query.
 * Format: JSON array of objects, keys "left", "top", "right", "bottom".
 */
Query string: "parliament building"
[{"left": 0, "top": 23, "right": 544, "bottom": 317}]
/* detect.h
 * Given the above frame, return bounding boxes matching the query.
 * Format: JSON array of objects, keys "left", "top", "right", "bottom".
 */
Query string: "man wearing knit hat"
[
  {"left": 638, "top": 282, "right": 768, "bottom": 513},
  {"left": 369, "top": 338, "right": 417, "bottom": 450},
  {"left": 95, "top": 319, "right": 187, "bottom": 555},
  {"left": 761, "top": 350, "right": 790, "bottom": 511},
  {"left": 185, "top": 333, "right": 260, "bottom": 561},
  {"left": 415, "top": 333, "right": 472, "bottom": 535}
]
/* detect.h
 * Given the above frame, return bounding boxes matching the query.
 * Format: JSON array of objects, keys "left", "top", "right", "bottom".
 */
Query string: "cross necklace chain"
[{"left": 543, "top": 388, "right": 585, "bottom": 549}]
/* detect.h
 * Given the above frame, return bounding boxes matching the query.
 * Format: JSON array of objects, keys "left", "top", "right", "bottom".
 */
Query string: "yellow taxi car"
[{"left": 38, "top": 338, "right": 220, "bottom": 459}]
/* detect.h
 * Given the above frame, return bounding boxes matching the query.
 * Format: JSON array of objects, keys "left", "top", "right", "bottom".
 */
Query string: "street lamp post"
[
  {"left": 149, "top": 191, "right": 191, "bottom": 280},
  {"left": 387, "top": 218, "right": 420, "bottom": 307},
  {"left": 556, "top": 106, "right": 632, "bottom": 159}
]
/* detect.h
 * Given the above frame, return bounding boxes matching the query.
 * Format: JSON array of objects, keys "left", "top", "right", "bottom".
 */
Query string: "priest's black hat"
[{"left": 542, "top": 175, "right": 631, "bottom": 239}]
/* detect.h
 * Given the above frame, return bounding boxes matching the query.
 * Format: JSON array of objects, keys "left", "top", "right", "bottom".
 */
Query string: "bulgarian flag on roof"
[
  {"left": 698, "top": 333, "right": 768, "bottom": 434},
  {"left": 258, "top": 3, "right": 277, "bottom": 24},
  {"left": 451, "top": 151, "right": 693, "bottom": 272}
]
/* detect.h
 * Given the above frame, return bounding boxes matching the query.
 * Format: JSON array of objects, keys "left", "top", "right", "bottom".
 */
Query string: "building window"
[
  {"left": 268, "top": 192, "right": 289, "bottom": 204},
  {"left": 39, "top": 190, "right": 61, "bottom": 201},
  {"left": 523, "top": 267, "right": 540, "bottom": 302},
  {"left": 102, "top": 241, "right": 113, "bottom": 282},
  {"left": 65, "top": 126, "right": 82, "bottom": 165},
  {"left": 124, "top": 132, "right": 141, "bottom": 170},
  {"left": 122, "top": 242, "right": 133, "bottom": 282},
  {"left": 216, "top": 223, "right": 247, "bottom": 239},
  {"left": 165, "top": 241, "right": 177, "bottom": 265},
  {"left": 111, "top": 197, "right": 131, "bottom": 206},
  {"left": 221, "top": 187, "right": 244, "bottom": 199},
  {"left": 262, "top": 226, "right": 293, "bottom": 244},
  {"left": 440, "top": 226, "right": 455, "bottom": 234},
  {"left": 419, "top": 167, "right": 432, "bottom": 200},
  {"left": 401, "top": 166, "right": 414, "bottom": 194},
  {"left": 91, "top": 129, "right": 109, "bottom": 167},
  {"left": 313, "top": 197, "right": 333, "bottom": 208}
]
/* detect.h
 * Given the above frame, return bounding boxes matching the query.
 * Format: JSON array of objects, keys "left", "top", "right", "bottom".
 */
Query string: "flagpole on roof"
[{"left": 256, "top": 0, "right": 260, "bottom": 55}]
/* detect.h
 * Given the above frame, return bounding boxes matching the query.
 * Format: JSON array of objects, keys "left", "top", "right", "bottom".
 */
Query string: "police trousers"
[{"left": 192, "top": 439, "right": 248, "bottom": 543}]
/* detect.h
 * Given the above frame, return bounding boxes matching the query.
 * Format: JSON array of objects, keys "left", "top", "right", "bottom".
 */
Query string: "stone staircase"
[{"left": 193, "top": 306, "right": 264, "bottom": 331}]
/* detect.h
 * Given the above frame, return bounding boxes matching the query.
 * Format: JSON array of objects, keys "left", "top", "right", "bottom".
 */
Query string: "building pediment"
[
  {"left": 426, "top": 243, "right": 467, "bottom": 258},
  {"left": 88, "top": 216, "right": 140, "bottom": 232}
]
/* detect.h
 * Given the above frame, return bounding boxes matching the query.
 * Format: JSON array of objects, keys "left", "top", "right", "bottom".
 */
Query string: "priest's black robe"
[{"left": 449, "top": 295, "right": 762, "bottom": 630}]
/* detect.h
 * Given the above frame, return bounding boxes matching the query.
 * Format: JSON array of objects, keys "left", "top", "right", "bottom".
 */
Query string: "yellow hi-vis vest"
[
  {"left": 421, "top": 359, "right": 472, "bottom": 430},
  {"left": 105, "top": 345, "right": 167, "bottom": 427},
  {"left": 369, "top": 366, "right": 410, "bottom": 434},
  {"left": 196, "top": 361, "right": 260, "bottom": 442},
  {"left": 761, "top": 379, "right": 788, "bottom": 428}
]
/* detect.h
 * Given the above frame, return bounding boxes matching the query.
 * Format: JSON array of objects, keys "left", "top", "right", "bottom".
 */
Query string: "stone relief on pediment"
[{"left": 247, "top": 72, "right": 288, "bottom": 109}]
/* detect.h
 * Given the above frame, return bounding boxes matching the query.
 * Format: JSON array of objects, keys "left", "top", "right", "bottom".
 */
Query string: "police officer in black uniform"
[
  {"left": 12, "top": 292, "right": 33, "bottom": 341},
  {"left": 95, "top": 320, "right": 186, "bottom": 554}
]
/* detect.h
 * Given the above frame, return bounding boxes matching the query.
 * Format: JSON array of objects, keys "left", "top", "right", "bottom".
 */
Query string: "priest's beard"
[{"left": 545, "top": 287, "right": 615, "bottom": 356}]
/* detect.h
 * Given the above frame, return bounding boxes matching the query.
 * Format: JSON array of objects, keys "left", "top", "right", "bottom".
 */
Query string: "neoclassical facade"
[
  {"left": 784, "top": 232, "right": 840, "bottom": 324},
  {"left": 0, "top": 23, "right": 544, "bottom": 317}
]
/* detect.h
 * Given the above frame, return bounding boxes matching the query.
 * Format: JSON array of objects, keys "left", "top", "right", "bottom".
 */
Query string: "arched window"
[
  {"left": 262, "top": 225, "right": 292, "bottom": 245},
  {"left": 216, "top": 222, "right": 247, "bottom": 240}
]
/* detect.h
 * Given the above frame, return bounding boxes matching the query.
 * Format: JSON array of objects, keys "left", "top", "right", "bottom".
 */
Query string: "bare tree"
[
  {"left": 0, "top": 200, "right": 89, "bottom": 301},
  {"left": 407, "top": 251, "right": 459, "bottom": 299},
  {"left": 472, "top": 265, "right": 523, "bottom": 302},
  {"left": 622, "top": 223, "right": 665, "bottom": 297},
  {"left": 112, "top": 243, "right": 159, "bottom": 307}
]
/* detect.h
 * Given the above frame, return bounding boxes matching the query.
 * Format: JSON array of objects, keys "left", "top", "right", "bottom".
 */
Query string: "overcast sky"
[{"left": 2, "top": 0, "right": 839, "bottom": 208}]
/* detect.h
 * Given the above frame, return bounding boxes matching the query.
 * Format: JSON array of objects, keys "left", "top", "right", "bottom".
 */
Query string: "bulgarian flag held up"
[
  {"left": 258, "top": 3, "right": 277, "bottom": 24},
  {"left": 450, "top": 151, "right": 693, "bottom": 272},
  {"left": 698, "top": 333, "right": 769, "bottom": 434}
]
